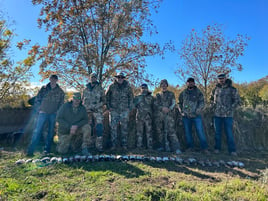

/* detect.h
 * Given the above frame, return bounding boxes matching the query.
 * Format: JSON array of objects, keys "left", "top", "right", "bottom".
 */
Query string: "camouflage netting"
[{"left": 0, "top": 107, "right": 267, "bottom": 152}]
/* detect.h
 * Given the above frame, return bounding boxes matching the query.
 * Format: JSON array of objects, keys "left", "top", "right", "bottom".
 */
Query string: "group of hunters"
[{"left": 26, "top": 72, "right": 240, "bottom": 157}]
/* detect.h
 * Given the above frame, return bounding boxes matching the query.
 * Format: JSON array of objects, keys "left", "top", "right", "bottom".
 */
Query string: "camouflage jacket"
[
  {"left": 82, "top": 82, "right": 105, "bottom": 113},
  {"left": 35, "top": 83, "right": 65, "bottom": 114},
  {"left": 155, "top": 90, "right": 176, "bottom": 114},
  {"left": 210, "top": 79, "right": 241, "bottom": 117},
  {"left": 56, "top": 101, "right": 88, "bottom": 135},
  {"left": 106, "top": 80, "right": 134, "bottom": 113},
  {"left": 133, "top": 91, "right": 154, "bottom": 119},
  {"left": 178, "top": 86, "right": 205, "bottom": 118}
]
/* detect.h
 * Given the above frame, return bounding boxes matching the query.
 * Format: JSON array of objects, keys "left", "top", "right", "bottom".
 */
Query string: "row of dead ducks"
[{"left": 16, "top": 155, "right": 245, "bottom": 168}]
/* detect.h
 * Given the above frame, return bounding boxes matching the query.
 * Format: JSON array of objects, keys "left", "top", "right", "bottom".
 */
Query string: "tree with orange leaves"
[
  {"left": 31, "top": 0, "right": 172, "bottom": 89},
  {"left": 0, "top": 15, "right": 35, "bottom": 107}
]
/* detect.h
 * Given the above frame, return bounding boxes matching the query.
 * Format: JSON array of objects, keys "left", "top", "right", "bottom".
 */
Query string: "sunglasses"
[
  {"left": 117, "top": 76, "right": 124, "bottom": 79},
  {"left": 73, "top": 97, "right": 81, "bottom": 100}
]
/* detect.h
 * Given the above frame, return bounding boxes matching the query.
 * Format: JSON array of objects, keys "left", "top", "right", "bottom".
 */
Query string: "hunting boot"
[{"left": 95, "top": 136, "right": 103, "bottom": 152}]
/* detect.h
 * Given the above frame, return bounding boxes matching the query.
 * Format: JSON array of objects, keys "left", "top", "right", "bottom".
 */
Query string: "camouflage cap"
[
  {"left": 115, "top": 72, "right": 126, "bottom": 78},
  {"left": 90, "top": 73, "right": 97, "bottom": 78},
  {"left": 73, "top": 92, "right": 81, "bottom": 100},
  {"left": 217, "top": 73, "right": 226, "bottom": 79},
  {"left": 160, "top": 79, "right": 168, "bottom": 87}
]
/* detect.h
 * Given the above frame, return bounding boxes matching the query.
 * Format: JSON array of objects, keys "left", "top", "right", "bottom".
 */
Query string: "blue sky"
[{"left": 1, "top": 0, "right": 268, "bottom": 87}]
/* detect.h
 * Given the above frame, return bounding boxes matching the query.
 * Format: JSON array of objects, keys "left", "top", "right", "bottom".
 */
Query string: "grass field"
[{"left": 0, "top": 147, "right": 267, "bottom": 201}]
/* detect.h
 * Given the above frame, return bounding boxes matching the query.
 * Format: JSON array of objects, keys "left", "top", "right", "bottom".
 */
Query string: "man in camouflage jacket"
[
  {"left": 27, "top": 74, "right": 65, "bottom": 156},
  {"left": 154, "top": 79, "right": 181, "bottom": 154},
  {"left": 210, "top": 73, "right": 241, "bottom": 156},
  {"left": 106, "top": 72, "right": 134, "bottom": 150},
  {"left": 82, "top": 73, "right": 105, "bottom": 151},
  {"left": 178, "top": 78, "right": 208, "bottom": 152},
  {"left": 133, "top": 83, "right": 154, "bottom": 149}
]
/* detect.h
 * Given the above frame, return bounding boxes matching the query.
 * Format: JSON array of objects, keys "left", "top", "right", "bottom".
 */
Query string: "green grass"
[{"left": 0, "top": 150, "right": 268, "bottom": 201}]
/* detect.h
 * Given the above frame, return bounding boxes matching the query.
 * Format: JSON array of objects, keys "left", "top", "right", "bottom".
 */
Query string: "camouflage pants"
[
  {"left": 57, "top": 124, "right": 91, "bottom": 154},
  {"left": 87, "top": 111, "right": 103, "bottom": 125},
  {"left": 155, "top": 113, "right": 180, "bottom": 151},
  {"left": 136, "top": 114, "right": 153, "bottom": 149},
  {"left": 109, "top": 110, "right": 129, "bottom": 148},
  {"left": 87, "top": 112, "right": 104, "bottom": 150}
]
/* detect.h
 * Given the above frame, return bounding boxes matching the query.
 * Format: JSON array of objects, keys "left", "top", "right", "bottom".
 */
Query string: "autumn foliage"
[
  {"left": 0, "top": 16, "right": 35, "bottom": 107},
  {"left": 31, "top": 0, "right": 173, "bottom": 89}
]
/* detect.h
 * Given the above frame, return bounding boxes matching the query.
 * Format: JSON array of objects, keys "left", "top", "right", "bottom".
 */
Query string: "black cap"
[
  {"left": 160, "top": 79, "right": 168, "bottom": 87},
  {"left": 141, "top": 83, "right": 148, "bottom": 88},
  {"left": 217, "top": 73, "right": 226, "bottom": 79},
  {"left": 187, "top": 77, "right": 195, "bottom": 82},
  {"left": 50, "top": 74, "right": 58, "bottom": 80}
]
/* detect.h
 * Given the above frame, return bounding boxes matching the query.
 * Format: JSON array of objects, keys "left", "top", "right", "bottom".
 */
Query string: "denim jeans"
[
  {"left": 27, "top": 112, "right": 56, "bottom": 155},
  {"left": 214, "top": 116, "right": 236, "bottom": 153},
  {"left": 182, "top": 115, "right": 208, "bottom": 150}
]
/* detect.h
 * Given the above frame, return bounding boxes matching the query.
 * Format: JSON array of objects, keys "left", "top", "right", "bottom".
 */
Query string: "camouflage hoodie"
[
  {"left": 155, "top": 90, "right": 176, "bottom": 114},
  {"left": 106, "top": 80, "right": 133, "bottom": 113},
  {"left": 133, "top": 91, "right": 154, "bottom": 119},
  {"left": 178, "top": 86, "right": 205, "bottom": 118},
  {"left": 210, "top": 79, "right": 241, "bottom": 117},
  {"left": 82, "top": 82, "right": 105, "bottom": 113}
]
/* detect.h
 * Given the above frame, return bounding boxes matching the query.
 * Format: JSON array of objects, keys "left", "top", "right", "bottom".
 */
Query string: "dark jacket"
[
  {"left": 35, "top": 83, "right": 65, "bottom": 114},
  {"left": 178, "top": 86, "right": 205, "bottom": 118},
  {"left": 56, "top": 101, "right": 88, "bottom": 134}
]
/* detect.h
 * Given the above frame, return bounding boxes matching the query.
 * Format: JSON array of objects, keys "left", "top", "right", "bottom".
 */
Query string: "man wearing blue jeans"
[
  {"left": 210, "top": 73, "right": 241, "bottom": 156},
  {"left": 178, "top": 78, "right": 208, "bottom": 153},
  {"left": 27, "top": 75, "right": 65, "bottom": 156}
]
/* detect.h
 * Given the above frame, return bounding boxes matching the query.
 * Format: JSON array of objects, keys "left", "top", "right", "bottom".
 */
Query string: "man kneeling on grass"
[{"left": 56, "top": 92, "right": 91, "bottom": 155}]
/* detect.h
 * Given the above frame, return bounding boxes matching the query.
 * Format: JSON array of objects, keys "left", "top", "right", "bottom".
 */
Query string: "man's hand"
[{"left": 70, "top": 125, "right": 78, "bottom": 135}]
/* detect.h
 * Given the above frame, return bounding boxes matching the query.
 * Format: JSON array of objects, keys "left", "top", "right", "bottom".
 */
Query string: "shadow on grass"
[
  {"left": 143, "top": 150, "right": 268, "bottom": 181},
  {"left": 67, "top": 161, "right": 148, "bottom": 179}
]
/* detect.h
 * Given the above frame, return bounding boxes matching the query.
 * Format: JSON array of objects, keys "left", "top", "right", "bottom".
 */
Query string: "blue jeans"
[
  {"left": 214, "top": 116, "right": 236, "bottom": 153},
  {"left": 27, "top": 112, "right": 56, "bottom": 155},
  {"left": 182, "top": 115, "right": 208, "bottom": 150}
]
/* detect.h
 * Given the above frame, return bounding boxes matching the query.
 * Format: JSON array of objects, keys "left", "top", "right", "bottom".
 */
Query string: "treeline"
[
  {"left": 1, "top": 75, "right": 267, "bottom": 109},
  {"left": 233, "top": 76, "right": 268, "bottom": 108}
]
